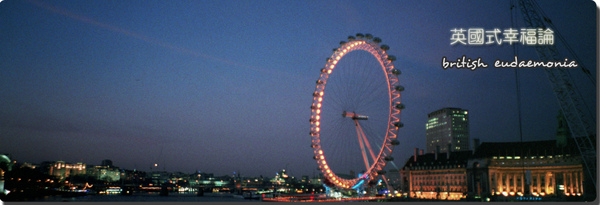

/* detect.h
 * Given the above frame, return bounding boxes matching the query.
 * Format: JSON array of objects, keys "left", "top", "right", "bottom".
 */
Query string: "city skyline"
[{"left": 0, "top": 0, "right": 596, "bottom": 178}]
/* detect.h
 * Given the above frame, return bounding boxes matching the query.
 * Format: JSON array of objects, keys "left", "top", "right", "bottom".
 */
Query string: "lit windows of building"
[
  {"left": 426, "top": 108, "right": 469, "bottom": 153},
  {"left": 87, "top": 160, "right": 121, "bottom": 183},
  {"left": 401, "top": 148, "right": 472, "bottom": 200},
  {"left": 468, "top": 139, "right": 585, "bottom": 199},
  {"left": 48, "top": 161, "right": 86, "bottom": 181}
]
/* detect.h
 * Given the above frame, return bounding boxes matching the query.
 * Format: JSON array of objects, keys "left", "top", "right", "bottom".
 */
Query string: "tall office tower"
[{"left": 425, "top": 107, "right": 469, "bottom": 153}]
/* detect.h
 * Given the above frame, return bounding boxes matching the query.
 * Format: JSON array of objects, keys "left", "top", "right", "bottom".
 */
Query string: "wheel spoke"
[{"left": 310, "top": 34, "right": 403, "bottom": 190}]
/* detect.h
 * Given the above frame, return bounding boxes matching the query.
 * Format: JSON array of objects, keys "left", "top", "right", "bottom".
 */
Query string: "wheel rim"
[{"left": 309, "top": 34, "right": 404, "bottom": 189}]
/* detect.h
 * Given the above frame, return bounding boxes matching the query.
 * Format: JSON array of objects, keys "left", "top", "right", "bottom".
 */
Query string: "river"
[{"left": 33, "top": 192, "right": 253, "bottom": 202}]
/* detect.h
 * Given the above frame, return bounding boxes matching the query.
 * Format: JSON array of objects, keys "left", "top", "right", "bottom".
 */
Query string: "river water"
[{"left": 34, "top": 192, "right": 253, "bottom": 202}]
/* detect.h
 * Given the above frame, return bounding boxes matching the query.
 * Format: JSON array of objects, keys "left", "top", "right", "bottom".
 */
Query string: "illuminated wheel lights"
[{"left": 309, "top": 33, "right": 404, "bottom": 190}]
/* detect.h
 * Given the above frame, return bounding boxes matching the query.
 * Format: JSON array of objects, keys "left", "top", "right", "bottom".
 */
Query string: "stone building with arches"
[
  {"left": 400, "top": 147, "right": 473, "bottom": 200},
  {"left": 400, "top": 138, "right": 588, "bottom": 201},
  {"left": 467, "top": 139, "right": 586, "bottom": 199}
]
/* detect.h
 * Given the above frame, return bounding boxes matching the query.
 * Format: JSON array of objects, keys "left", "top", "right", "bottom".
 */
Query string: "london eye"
[{"left": 309, "top": 33, "right": 404, "bottom": 190}]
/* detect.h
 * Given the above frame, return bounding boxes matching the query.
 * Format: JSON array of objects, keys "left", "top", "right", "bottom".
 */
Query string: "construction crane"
[{"left": 514, "top": 0, "right": 596, "bottom": 195}]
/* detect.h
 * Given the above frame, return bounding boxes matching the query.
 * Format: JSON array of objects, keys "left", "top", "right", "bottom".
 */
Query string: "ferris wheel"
[{"left": 309, "top": 33, "right": 404, "bottom": 190}]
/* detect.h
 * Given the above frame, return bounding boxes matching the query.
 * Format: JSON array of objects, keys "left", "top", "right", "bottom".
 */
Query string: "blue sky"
[{"left": 0, "top": 0, "right": 596, "bottom": 178}]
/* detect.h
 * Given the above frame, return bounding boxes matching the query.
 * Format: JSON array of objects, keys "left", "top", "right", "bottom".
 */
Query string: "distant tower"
[
  {"left": 556, "top": 109, "right": 571, "bottom": 148},
  {"left": 426, "top": 107, "right": 469, "bottom": 153},
  {"left": 101, "top": 159, "right": 113, "bottom": 167}
]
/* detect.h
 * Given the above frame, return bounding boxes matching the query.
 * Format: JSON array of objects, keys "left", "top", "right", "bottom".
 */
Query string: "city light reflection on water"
[{"left": 35, "top": 193, "right": 251, "bottom": 202}]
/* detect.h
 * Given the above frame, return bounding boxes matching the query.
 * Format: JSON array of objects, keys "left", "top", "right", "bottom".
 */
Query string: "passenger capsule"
[
  {"left": 380, "top": 45, "right": 390, "bottom": 51},
  {"left": 356, "top": 33, "right": 364, "bottom": 38},
  {"left": 391, "top": 69, "right": 401, "bottom": 76},
  {"left": 376, "top": 170, "right": 386, "bottom": 175},
  {"left": 395, "top": 85, "right": 405, "bottom": 92},
  {"left": 395, "top": 103, "right": 405, "bottom": 110},
  {"left": 326, "top": 58, "right": 332, "bottom": 63},
  {"left": 365, "top": 33, "right": 373, "bottom": 39},
  {"left": 321, "top": 68, "right": 327, "bottom": 73},
  {"left": 339, "top": 41, "right": 346, "bottom": 46},
  {"left": 384, "top": 156, "right": 394, "bottom": 161},
  {"left": 373, "top": 37, "right": 382, "bottom": 43},
  {"left": 391, "top": 140, "right": 400, "bottom": 145},
  {"left": 394, "top": 122, "right": 404, "bottom": 128},
  {"left": 316, "top": 80, "right": 324, "bottom": 84},
  {"left": 348, "top": 36, "right": 356, "bottom": 40},
  {"left": 387, "top": 55, "right": 397, "bottom": 61}
]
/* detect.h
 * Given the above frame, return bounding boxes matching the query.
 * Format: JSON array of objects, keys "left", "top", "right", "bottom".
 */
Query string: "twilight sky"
[{"left": 0, "top": 0, "right": 596, "bottom": 178}]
